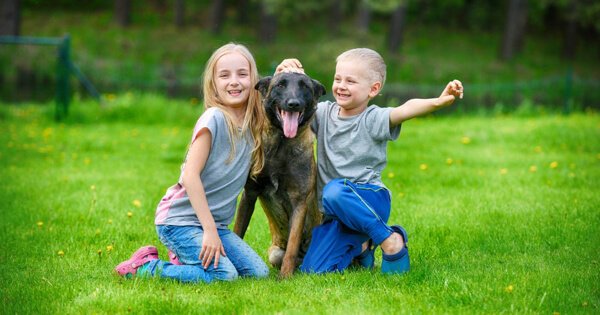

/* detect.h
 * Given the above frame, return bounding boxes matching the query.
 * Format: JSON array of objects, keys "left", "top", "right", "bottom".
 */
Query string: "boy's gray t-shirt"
[
  {"left": 155, "top": 107, "right": 252, "bottom": 228},
  {"left": 311, "top": 101, "right": 401, "bottom": 204}
]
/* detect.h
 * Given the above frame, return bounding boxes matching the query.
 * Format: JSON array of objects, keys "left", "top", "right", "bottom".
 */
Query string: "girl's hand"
[
  {"left": 199, "top": 229, "right": 226, "bottom": 269},
  {"left": 437, "top": 79, "right": 464, "bottom": 107},
  {"left": 275, "top": 58, "right": 305, "bottom": 74}
]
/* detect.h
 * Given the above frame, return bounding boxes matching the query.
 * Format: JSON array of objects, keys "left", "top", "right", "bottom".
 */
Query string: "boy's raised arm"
[{"left": 389, "top": 79, "right": 463, "bottom": 126}]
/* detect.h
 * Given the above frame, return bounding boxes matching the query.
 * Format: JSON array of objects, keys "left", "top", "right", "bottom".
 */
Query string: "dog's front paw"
[{"left": 268, "top": 246, "right": 285, "bottom": 267}]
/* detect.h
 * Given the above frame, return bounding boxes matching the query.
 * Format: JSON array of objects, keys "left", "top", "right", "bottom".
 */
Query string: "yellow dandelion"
[
  {"left": 37, "top": 221, "right": 44, "bottom": 228},
  {"left": 461, "top": 136, "right": 471, "bottom": 144},
  {"left": 529, "top": 165, "right": 537, "bottom": 172},
  {"left": 534, "top": 146, "right": 542, "bottom": 153},
  {"left": 95, "top": 229, "right": 101, "bottom": 235},
  {"left": 127, "top": 211, "right": 133, "bottom": 218},
  {"left": 420, "top": 164, "right": 428, "bottom": 171},
  {"left": 106, "top": 245, "right": 114, "bottom": 252},
  {"left": 387, "top": 172, "right": 395, "bottom": 178},
  {"left": 550, "top": 161, "right": 558, "bottom": 169},
  {"left": 108, "top": 219, "right": 113, "bottom": 224},
  {"left": 57, "top": 250, "right": 65, "bottom": 257},
  {"left": 446, "top": 158, "right": 453, "bottom": 165},
  {"left": 398, "top": 192, "right": 405, "bottom": 198},
  {"left": 505, "top": 285, "right": 514, "bottom": 293},
  {"left": 106, "top": 93, "right": 117, "bottom": 101},
  {"left": 552, "top": 312, "right": 560, "bottom": 315},
  {"left": 90, "top": 185, "right": 96, "bottom": 191},
  {"left": 84, "top": 157, "right": 91, "bottom": 165},
  {"left": 190, "top": 97, "right": 199, "bottom": 105},
  {"left": 500, "top": 168, "right": 508, "bottom": 175},
  {"left": 133, "top": 199, "right": 142, "bottom": 208}
]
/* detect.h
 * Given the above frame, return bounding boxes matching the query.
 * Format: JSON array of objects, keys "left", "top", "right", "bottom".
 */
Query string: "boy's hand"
[
  {"left": 438, "top": 79, "right": 464, "bottom": 107},
  {"left": 275, "top": 58, "right": 305, "bottom": 74}
]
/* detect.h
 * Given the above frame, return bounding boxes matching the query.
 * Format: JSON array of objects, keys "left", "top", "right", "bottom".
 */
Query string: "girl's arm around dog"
[{"left": 389, "top": 79, "right": 463, "bottom": 126}]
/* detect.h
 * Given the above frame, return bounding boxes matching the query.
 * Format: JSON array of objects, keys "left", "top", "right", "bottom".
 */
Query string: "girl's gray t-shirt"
[
  {"left": 311, "top": 101, "right": 401, "bottom": 204},
  {"left": 155, "top": 107, "right": 252, "bottom": 228}
]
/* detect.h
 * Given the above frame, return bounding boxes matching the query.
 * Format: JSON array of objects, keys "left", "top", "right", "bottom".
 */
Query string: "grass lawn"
[{"left": 0, "top": 96, "right": 598, "bottom": 314}]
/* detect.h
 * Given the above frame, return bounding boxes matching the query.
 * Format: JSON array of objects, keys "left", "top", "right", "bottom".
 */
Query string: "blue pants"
[
  {"left": 300, "top": 178, "right": 395, "bottom": 273},
  {"left": 141, "top": 225, "right": 269, "bottom": 283}
]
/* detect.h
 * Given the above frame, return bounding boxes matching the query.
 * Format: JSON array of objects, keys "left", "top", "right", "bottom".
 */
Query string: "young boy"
[{"left": 276, "top": 48, "right": 463, "bottom": 274}]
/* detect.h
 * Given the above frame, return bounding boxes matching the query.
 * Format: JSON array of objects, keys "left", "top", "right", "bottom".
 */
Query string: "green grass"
[{"left": 1, "top": 96, "right": 599, "bottom": 314}]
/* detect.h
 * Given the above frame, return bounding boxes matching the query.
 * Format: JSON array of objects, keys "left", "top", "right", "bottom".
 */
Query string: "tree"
[
  {"left": 387, "top": 1, "right": 408, "bottom": 53},
  {"left": 174, "top": 0, "right": 185, "bottom": 28},
  {"left": 209, "top": 0, "right": 226, "bottom": 34},
  {"left": 328, "top": 0, "right": 343, "bottom": 36},
  {"left": 115, "top": 0, "right": 132, "bottom": 27},
  {"left": 356, "top": 0, "right": 371, "bottom": 35},
  {"left": 500, "top": 0, "right": 528, "bottom": 61},
  {"left": 0, "top": 0, "right": 20, "bottom": 36},
  {"left": 363, "top": 0, "right": 408, "bottom": 54},
  {"left": 259, "top": 1, "right": 277, "bottom": 43}
]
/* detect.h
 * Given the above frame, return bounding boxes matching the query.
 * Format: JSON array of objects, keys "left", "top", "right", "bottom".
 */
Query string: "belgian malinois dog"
[{"left": 234, "top": 72, "right": 325, "bottom": 278}]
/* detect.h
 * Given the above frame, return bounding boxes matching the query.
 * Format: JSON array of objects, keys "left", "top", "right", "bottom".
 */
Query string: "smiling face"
[
  {"left": 214, "top": 52, "right": 252, "bottom": 109},
  {"left": 332, "top": 60, "right": 381, "bottom": 117}
]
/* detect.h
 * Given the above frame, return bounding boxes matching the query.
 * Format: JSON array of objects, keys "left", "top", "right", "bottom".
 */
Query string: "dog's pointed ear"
[
  {"left": 311, "top": 79, "right": 326, "bottom": 98},
  {"left": 255, "top": 76, "right": 272, "bottom": 97}
]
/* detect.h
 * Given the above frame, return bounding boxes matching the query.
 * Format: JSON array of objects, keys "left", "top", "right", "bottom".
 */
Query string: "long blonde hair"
[{"left": 202, "top": 43, "right": 265, "bottom": 177}]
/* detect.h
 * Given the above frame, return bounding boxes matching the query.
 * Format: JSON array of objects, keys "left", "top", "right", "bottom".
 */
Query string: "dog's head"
[{"left": 256, "top": 72, "right": 326, "bottom": 138}]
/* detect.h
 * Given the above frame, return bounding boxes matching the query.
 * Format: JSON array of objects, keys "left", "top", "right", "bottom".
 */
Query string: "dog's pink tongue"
[{"left": 281, "top": 111, "right": 299, "bottom": 138}]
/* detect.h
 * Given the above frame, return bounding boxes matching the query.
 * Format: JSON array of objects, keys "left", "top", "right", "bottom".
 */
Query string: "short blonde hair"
[
  {"left": 336, "top": 48, "right": 386, "bottom": 87},
  {"left": 202, "top": 43, "right": 265, "bottom": 177}
]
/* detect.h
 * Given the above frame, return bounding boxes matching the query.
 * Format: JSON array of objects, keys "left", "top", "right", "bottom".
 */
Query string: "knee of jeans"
[
  {"left": 323, "top": 179, "right": 348, "bottom": 210},
  {"left": 254, "top": 263, "right": 270, "bottom": 278},
  {"left": 218, "top": 267, "right": 239, "bottom": 282}
]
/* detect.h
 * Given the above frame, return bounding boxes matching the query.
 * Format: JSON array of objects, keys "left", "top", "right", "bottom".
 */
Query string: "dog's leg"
[
  {"left": 234, "top": 189, "right": 257, "bottom": 238},
  {"left": 279, "top": 204, "right": 308, "bottom": 278}
]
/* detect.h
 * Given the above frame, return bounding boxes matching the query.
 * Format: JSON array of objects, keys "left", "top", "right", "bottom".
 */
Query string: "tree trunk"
[
  {"left": 388, "top": 3, "right": 408, "bottom": 53},
  {"left": 562, "top": 0, "right": 577, "bottom": 60},
  {"left": 356, "top": 0, "right": 371, "bottom": 34},
  {"left": 328, "top": 0, "right": 343, "bottom": 36},
  {"left": 175, "top": 0, "right": 185, "bottom": 28},
  {"left": 115, "top": 0, "right": 132, "bottom": 27},
  {"left": 500, "top": 0, "right": 528, "bottom": 61},
  {"left": 209, "top": 0, "right": 226, "bottom": 34},
  {"left": 0, "top": 0, "right": 20, "bottom": 36},
  {"left": 236, "top": 0, "right": 250, "bottom": 25},
  {"left": 259, "top": 2, "right": 277, "bottom": 43}
]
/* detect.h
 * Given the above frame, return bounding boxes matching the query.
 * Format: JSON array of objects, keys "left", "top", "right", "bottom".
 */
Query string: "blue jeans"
[
  {"left": 300, "top": 178, "right": 394, "bottom": 273},
  {"left": 141, "top": 225, "right": 269, "bottom": 283}
]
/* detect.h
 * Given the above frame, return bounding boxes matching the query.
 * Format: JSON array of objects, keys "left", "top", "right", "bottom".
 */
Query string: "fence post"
[{"left": 55, "top": 34, "right": 71, "bottom": 121}]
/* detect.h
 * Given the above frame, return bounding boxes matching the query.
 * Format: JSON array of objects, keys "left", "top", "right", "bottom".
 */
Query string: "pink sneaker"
[
  {"left": 168, "top": 250, "right": 182, "bottom": 265},
  {"left": 115, "top": 245, "right": 159, "bottom": 277}
]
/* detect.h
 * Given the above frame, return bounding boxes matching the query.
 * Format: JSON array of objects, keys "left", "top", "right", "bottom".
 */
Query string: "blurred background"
[{"left": 1, "top": 0, "right": 599, "bottom": 114}]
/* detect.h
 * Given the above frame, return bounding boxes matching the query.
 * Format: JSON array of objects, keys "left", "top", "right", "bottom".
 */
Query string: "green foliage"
[{"left": 0, "top": 97, "right": 599, "bottom": 313}]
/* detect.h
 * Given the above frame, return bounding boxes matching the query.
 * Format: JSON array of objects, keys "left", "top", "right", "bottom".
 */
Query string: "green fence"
[{"left": 0, "top": 35, "right": 100, "bottom": 120}]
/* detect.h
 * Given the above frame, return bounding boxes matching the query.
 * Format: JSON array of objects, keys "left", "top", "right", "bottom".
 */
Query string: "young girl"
[{"left": 115, "top": 43, "right": 269, "bottom": 283}]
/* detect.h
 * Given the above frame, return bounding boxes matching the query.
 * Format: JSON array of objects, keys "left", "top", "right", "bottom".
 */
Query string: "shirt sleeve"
[
  {"left": 191, "top": 107, "right": 222, "bottom": 146},
  {"left": 365, "top": 106, "right": 401, "bottom": 141},
  {"left": 311, "top": 101, "right": 328, "bottom": 134}
]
